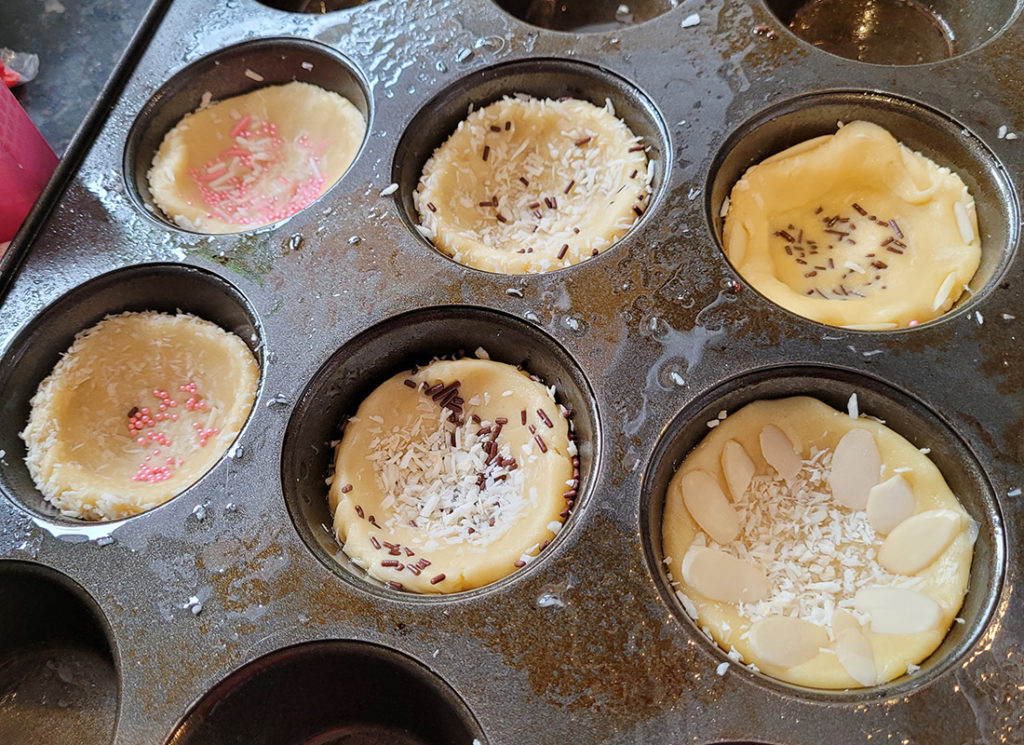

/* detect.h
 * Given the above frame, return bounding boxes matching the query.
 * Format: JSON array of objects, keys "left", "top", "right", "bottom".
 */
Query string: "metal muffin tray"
[{"left": 1, "top": 0, "right": 1022, "bottom": 743}]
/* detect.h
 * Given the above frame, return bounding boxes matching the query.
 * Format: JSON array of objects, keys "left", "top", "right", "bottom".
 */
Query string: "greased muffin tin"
[{"left": 0, "top": 1, "right": 1022, "bottom": 743}]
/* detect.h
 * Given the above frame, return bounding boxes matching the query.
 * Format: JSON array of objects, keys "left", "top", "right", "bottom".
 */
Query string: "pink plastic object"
[{"left": 0, "top": 83, "right": 58, "bottom": 243}]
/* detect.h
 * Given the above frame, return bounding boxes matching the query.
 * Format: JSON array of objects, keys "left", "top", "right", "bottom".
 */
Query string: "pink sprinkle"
[
  {"left": 230, "top": 115, "right": 252, "bottom": 139},
  {"left": 908, "top": 320, "right": 919, "bottom": 327}
]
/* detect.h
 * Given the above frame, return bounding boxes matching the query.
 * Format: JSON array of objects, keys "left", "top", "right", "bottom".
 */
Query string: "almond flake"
[
  {"left": 878, "top": 509, "right": 961, "bottom": 575},
  {"left": 854, "top": 587, "right": 941, "bottom": 634},
  {"left": 865, "top": 475, "right": 916, "bottom": 535},
  {"left": 721, "top": 439, "right": 755, "bottom": 501},
  {"left": 759, "top": 425, "right": 801, "bottom": 482},
  {"left": 748, "top": 616, "right": 828, "bottom": 668},
  {"left": 681, "top": 547, "right": 769, "bottom": 604},
  {"left": 828, "top": 429, "right": 881, "bottom": 509},
  {"left": 678, "top": 469, "right": 741, "bottom": 544},
  {"left": 836, "top": 626, "right": 877, "bottom": 686}
]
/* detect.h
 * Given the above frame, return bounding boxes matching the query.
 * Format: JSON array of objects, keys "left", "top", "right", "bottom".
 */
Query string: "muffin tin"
[{"left": 1, "top": 1, "right": 1022, "bottom": 743}]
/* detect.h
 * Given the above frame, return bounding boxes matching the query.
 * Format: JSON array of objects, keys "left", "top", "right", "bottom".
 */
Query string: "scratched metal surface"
[{"left": 0, "top": 1, "right": 1022, "bottom": 743}]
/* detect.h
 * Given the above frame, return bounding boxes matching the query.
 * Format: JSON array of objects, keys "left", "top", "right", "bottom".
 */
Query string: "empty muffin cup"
[
  {"left": 0, "top": 562, "right": 119, "bottom": 745},
  {"left": 167, "top": 640, "right": 484, "bottom": 745},
  {"left": 493, "top": 0, "right": 679, "bottom": 32},
  {"left": 765, "top": 0, "right": 1019, "bottom": 64}
]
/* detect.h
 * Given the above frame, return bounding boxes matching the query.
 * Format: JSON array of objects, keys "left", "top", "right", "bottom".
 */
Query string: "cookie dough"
[
  {"left": 662, "top": 396, "right": 975, "bottom": 688},
  {"left": 722, "top": 121, "right": 980, "bottom": 329},
  {"left": 22, "top": 311, "right": 260, "bottom": 520},
  {"left": 329, "top": 358, "right": 577, "bottom": 593},
  {"left": 148, "top": 81, "right": 365, "bottom": 233},
  {"left": 414, "top": 95, "right": 650, "bottom": 274}
]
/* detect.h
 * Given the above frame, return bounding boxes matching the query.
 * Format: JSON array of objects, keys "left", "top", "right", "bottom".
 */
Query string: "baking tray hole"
[
  {"left": 256, "top": 0, "right": 380, "bottom": 12},
  {"left": 706, "top": 90, "right": 1019, "bottom": 330},
  {"left": 392, "top": 57, "right": 670, "bottom": 274},
  {"left": 281, "top": 305, "right": 599, "bottom": 599},
  {"left": 0, "top": 263, "right": 263, "bottom": 525},
  {"left": 167, "top": 640, "right": 485, "bottom": 744},
  {"left": 493, "top": 0, "right": 678, "bottom": 32},
  {"left": 0, "top": 562, "right": 119, "bottom": 745},
  {"left": 764, "top": 0, "right": 1018, "bottom": 64},
  {"left": 640, "top": 364, "right": 1004, "bottom": 701},
  {"left": 123, "top": 37, "right": 370, "bottom": 235}
]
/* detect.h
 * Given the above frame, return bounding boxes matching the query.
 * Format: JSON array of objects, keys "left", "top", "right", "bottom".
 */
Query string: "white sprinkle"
[
  {"left": 669, "top": 371, "right": 685, "bottom": 386},
  {"left": 955, "top": 617, "right": 965, "bottom": 624},
  {"left": 506, "top": 287, "right": 524, "bottom": 297},
  {"left": 95, "top": 535, "right": 114, "bottom": 547},
  {"left": 1002, "top": 313, "right": 1016, "bottom": 321},
  {"left": 720, "top": 196, "right": 731, "bottom": 218},
  {"left": 997, "top": 125, "right": 1008, "bottom": 139},
  {"left": 862, "top": 350, "right": 884, "bottom": 357},
  {"left": 919, "top": 447, "right": 931, "bottom": 454},
  {"left": 192, "top": 503, "right": 207, "bottom": 522},
  {"left": 675, "top": 590, "right": 698, "bottom": 619},
  {"left": 843, "top": 261, "right": 866, "bottom": 274},
  {"left": 847, "top": 393, "right": 859, "bottom": 419},
  {"left": 932, "top": 272, "right": 957, "bottom": 311},
  {"left": 706, "top": 419, "right": 720, "bottom": 429},
  {"left": 954, "top": 201, "right": 975, "bottom": 244},
  {"left": 565, "top": 317, "right": 581, "bottom": 331},
  {"left": 199, "top": 91, "right": 212, "bottom": 109},
  {"left": 474, "top": 346, "right": 490, "bottom": 360},
  {"left": 0, "top": 449, "right": 5, "bottom": 459},
  {"left": 185, "top": 596, "right": 203, "bottom": 615},
  {"left": 717, "top": 410, "right": 728, "bottom": 420},
  {"left": 907, "top": 663, "right": 921, "bottom": 674},
  {"left": 893, "top": 467, "right": 912, "bottom": 473},
  {"left": 1007, "top": 132, "right": 1018, "bottom": 140},
  {"left": 244, "top": 68, "right": 264, "bottom": 82},
  {"left": 716, "top": 661, "right": 730, "bottom": 676},
  {"left": 681, "top": 12, "right": 700, "bottom": 27},
  {"left": 434, "top": 649, "right": 440, "bottom": 658},
  {"left": 301, "top": 61, "right": 314, "bottom": 71},
  {"left": 976, "top": 311, "right": 984, "bottom": 325},
  {"left": 1008, "top": 488, "right": 1021, "bottom": 497},
  {"left": 380, "top": 182, "right": 399, "bottom": 196}
]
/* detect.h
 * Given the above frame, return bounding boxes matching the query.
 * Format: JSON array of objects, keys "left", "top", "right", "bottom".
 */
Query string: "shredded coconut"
[
  {"left": 700, "top": 447, "right": 921, "bottom": 628},
  {"left": 363, "top": 396, "right": 527, "bottom": 547}
]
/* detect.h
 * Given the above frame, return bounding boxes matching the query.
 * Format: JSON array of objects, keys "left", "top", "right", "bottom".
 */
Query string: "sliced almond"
[
  {"left": 721, "top": 439, "right": 756, "bottom": 500},
  {"left": 681, "top": 547, "right": 769, "bottom": 604},
  {"left": 679, "top": 470, "right": 741, "bottom": 544},
  {"left": 831, "top": 609, "right": 863, "bottom": 638},
  {"left": 878, "top": 509, "right": 962, "bottom": 575},
  {"left": 828, "top": 429, "right": 881, "bottom": 510},
  {"left": 748, "top": 616, "right": 828, "bottom": 668},
  {"left": 760, "top": 425, "right": 801, "bottom": 482},
  {"left": 854, "top": 587, "right": 942, "bottom": 634},
  {"left": 866, "top": 475, "right": 916, "bottom": 535},
  {"left": 835, "top": 627, "right": 877, "bottom": 686}
]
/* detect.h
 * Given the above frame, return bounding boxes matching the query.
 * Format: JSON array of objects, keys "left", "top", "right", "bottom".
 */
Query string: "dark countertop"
[{"left": 2, "top": 0, "right": 149, "bottom": 155}]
